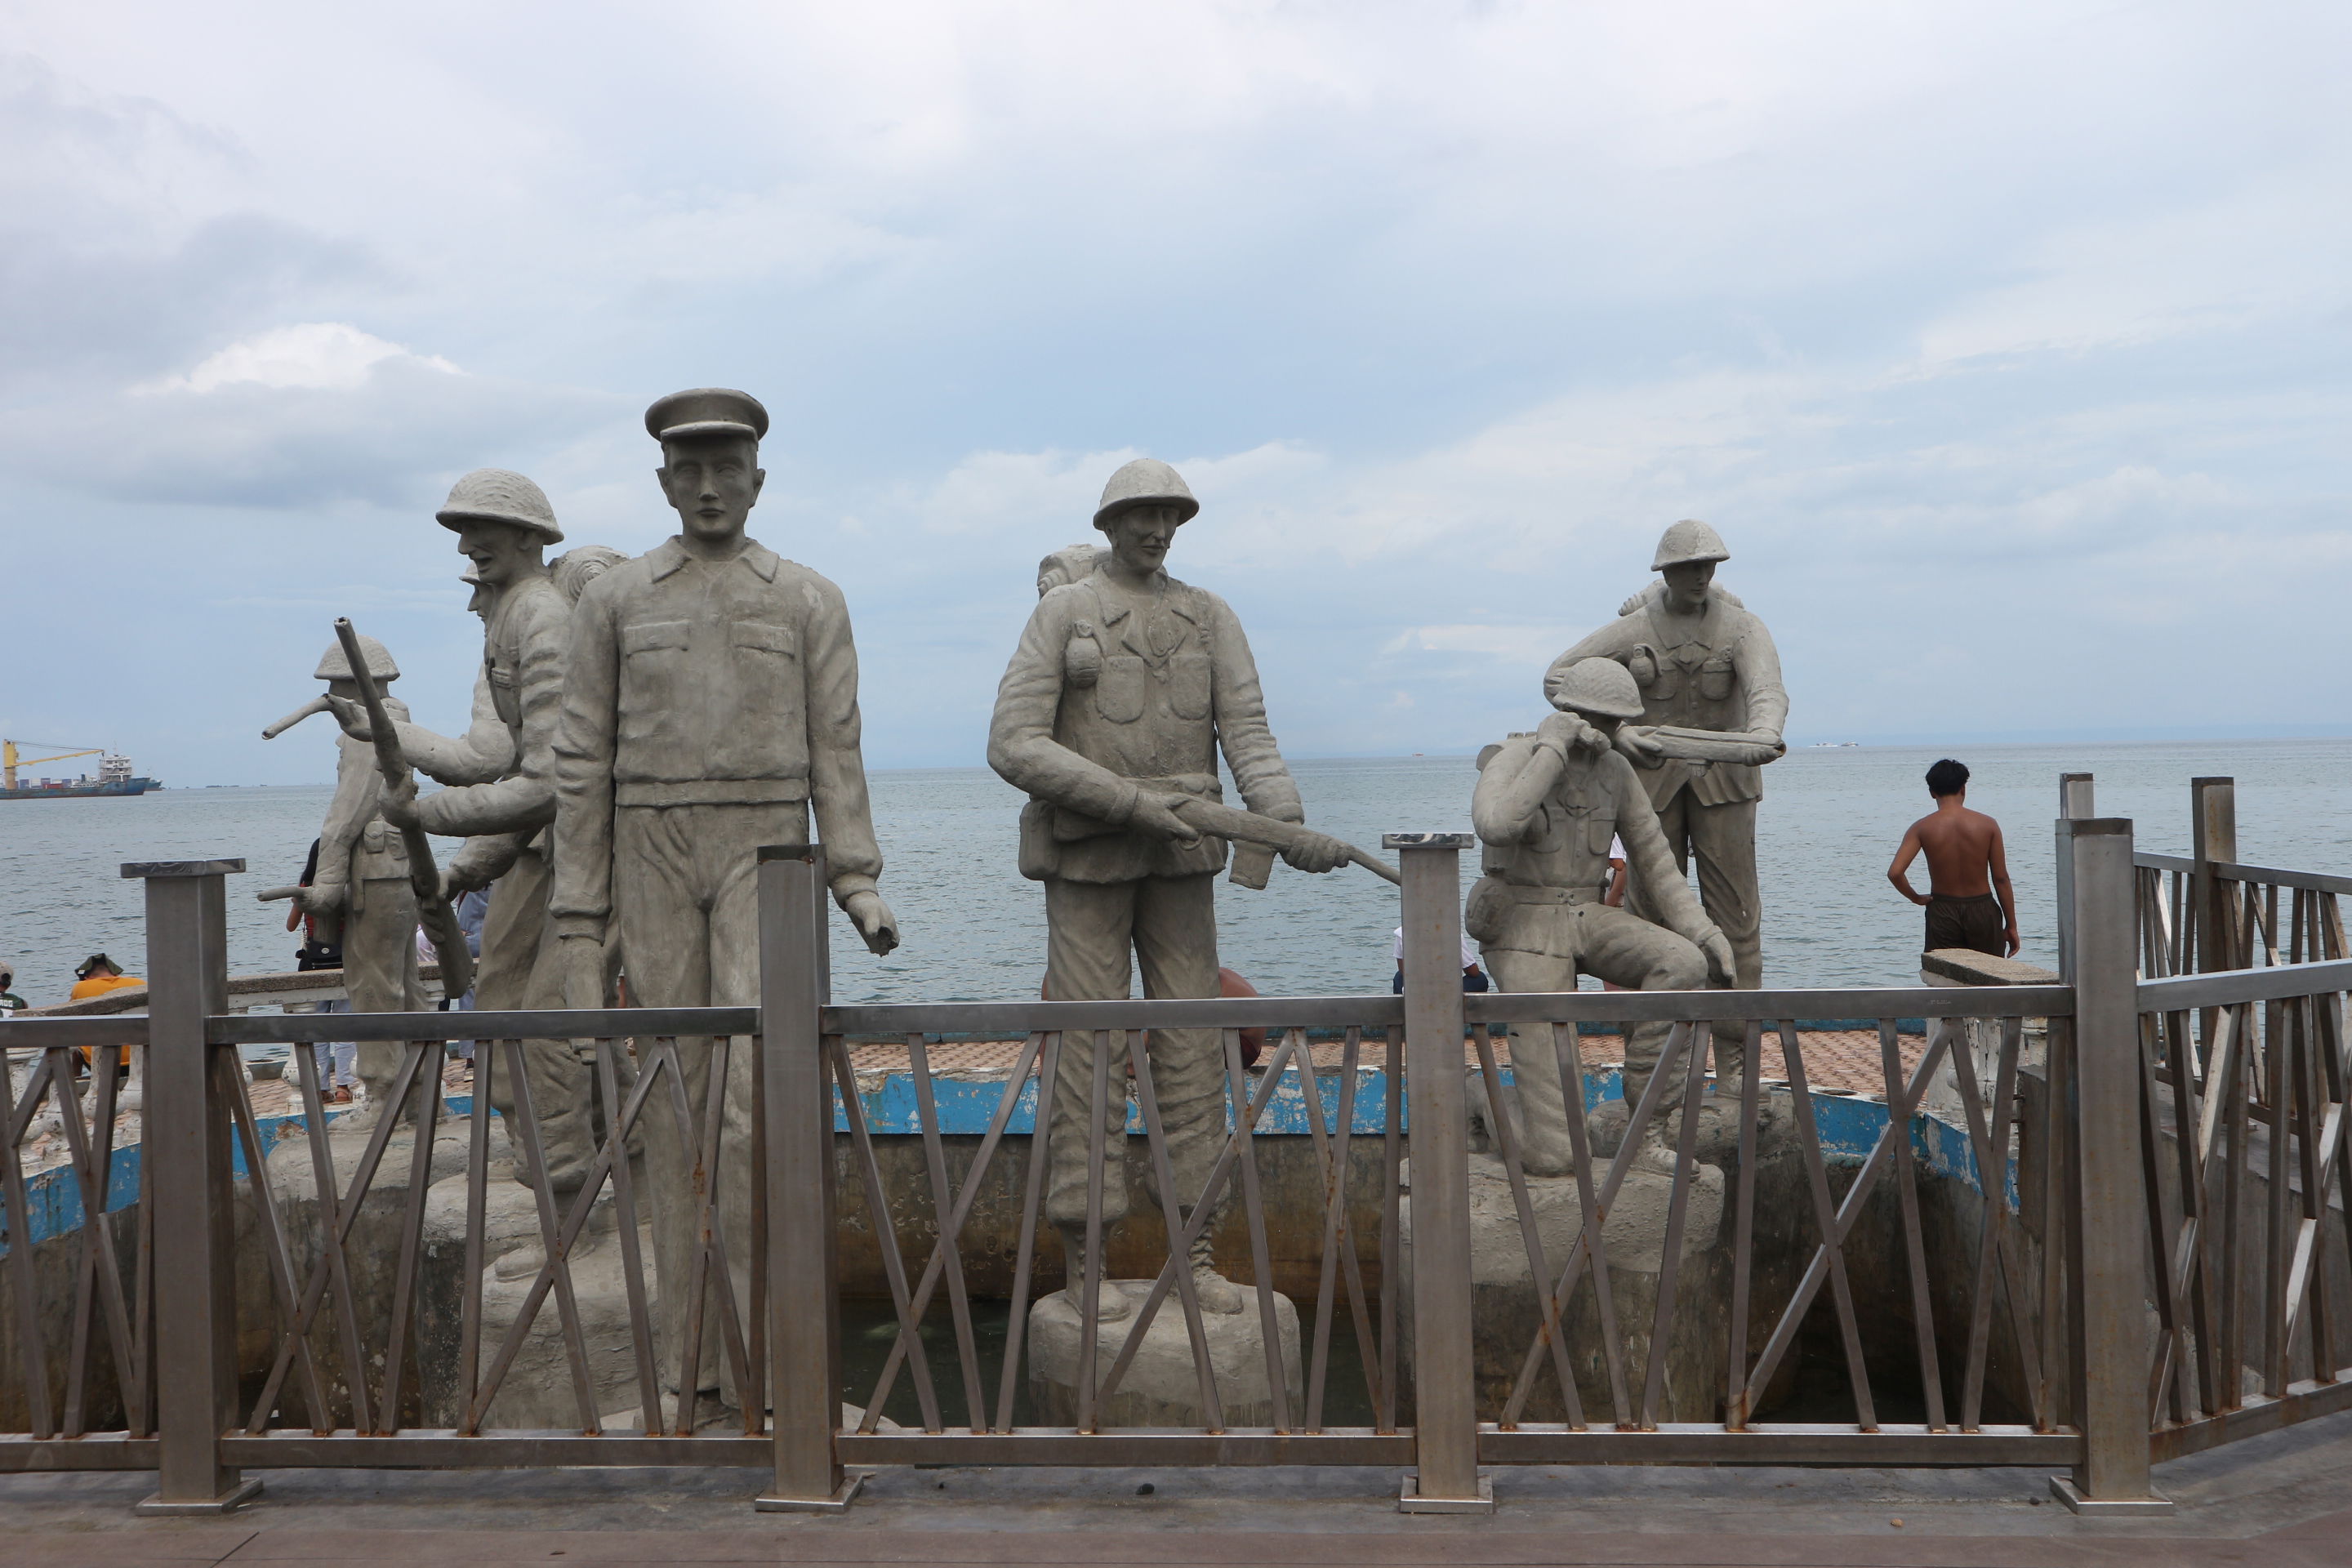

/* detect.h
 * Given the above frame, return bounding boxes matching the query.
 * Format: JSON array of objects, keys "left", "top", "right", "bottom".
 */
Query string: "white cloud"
[{"left": 135, "top": 323, "right": 458, "bottom": 394}]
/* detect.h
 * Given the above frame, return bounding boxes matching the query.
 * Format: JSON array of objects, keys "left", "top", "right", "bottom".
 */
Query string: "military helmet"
[
  {"left": 436, "top": 468, "right": 564, "bottom": 541},
  {"left": 1650, "top": 519, "right": 1729, "bottom": 570},
  {"left": 314, "top": 634, "right": 399, "bottom": 684},
  {"left": 552, "top": 545, "right": 630, "bottom": 605},
  {"left": 1094, "top": 458, "right": 1199, "bottom": 529},
  {"left": 1544, "top": 657, "right": 1644, "bottom": 720}
]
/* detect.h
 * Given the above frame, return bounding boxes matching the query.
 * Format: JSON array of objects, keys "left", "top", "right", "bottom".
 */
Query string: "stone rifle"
[
  {"left": 1631, "top": 725, "right": 1786, "bottom": 767},
  {"left": 334, "top": 617, "right": 476, "bottom": 997},
  {"left": 1167, "top": 797, "right": 1401, "bottom": 886}
]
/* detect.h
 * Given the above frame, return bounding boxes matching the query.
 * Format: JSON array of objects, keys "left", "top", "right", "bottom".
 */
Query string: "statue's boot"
[
  {"left": 1056, "top": 1223, "right": 1132, "bottom": 1321},
  {"left": 1188, "top": 1230, "right": 1245, "bottom": 1315}
]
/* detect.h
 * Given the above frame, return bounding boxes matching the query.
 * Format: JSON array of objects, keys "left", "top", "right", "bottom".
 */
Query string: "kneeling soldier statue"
[{"left": 1470, "top": 657, "right": 1734, "bottom": 1169}]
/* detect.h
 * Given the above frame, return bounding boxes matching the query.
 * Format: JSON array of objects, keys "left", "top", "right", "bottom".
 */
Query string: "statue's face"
[
  {"left": 1661, "top": 559, "right": 1715, "bottom": 612},
  {"left": 1102, "top": 503, "right": 1184, "bottom": 575},
  {"left": 658, "top": 436, "right": 764, "bottom": 544},
  {"left": 456, "top": 520, "right": 537, "bottom": 588}
]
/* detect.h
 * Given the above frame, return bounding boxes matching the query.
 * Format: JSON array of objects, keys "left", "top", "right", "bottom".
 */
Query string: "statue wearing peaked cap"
[{"left": 551, "top": 388, "right": 897, "bottom": 1411}]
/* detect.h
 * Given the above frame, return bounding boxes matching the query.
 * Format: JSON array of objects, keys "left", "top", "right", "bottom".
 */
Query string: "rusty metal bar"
[
  {"left": 130, "top": 858, "right": 257, "bottom": 1516},
  {"left": 755, "top": 844, "right": 853, "bottom": 1512},
  {"left": 1391, "top": 833, "right": 1486, "bottom": 1512}
]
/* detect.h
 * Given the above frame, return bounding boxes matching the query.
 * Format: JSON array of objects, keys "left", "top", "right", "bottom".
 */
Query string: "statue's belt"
[{"left": 1486, "top": 881, "right": 1608, "bottom": 906}]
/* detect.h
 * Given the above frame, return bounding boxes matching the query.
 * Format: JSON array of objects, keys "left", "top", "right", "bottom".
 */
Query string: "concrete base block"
[
  {"left": 417, "top": 1167, "right": 657, "bottom": 1430},
  {"left": 134, "top": 1477, "right": 264, "bottom": 1516},
  {"left": 753, "top": 1472, "right": 867, "bottom": 1513},
  {"left": 2049, "top": 1476, "right": 2175, "bottom": 1516},
  {"left": 1397, "top": 1468, "right": 1494, "bottom": 1515},
  {"left": 1028, "top": 1281, "right": 1303, "bottom": 1428},
  {"left": 1400, "top": 1151, "right": 1727, "bottom": 1424}
]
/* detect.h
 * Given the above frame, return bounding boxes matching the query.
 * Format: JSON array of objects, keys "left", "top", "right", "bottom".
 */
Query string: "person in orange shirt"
[{"left": 69, "top": 953, "right": 142, "bottom": 1076}]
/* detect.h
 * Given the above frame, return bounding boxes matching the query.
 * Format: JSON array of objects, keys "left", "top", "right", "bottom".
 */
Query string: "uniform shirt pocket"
[
  {"left": 1095, "top": 655, "right": 1147, "bottom": 723},
  {"left": 621, "top": 620, "right": 693, "bottom": 657},
  {"left": 732, "top": 620, "right": 797, "bottom": 658},
  {"left": 1167, "top": 652, "right": 1212, "bottom": 720},
  {"left": 1587, "top": 817, "right": 1619, "bottom": 856},
  {"left": 1698, "top": 650, "right": 1738, "bottom": 702}
]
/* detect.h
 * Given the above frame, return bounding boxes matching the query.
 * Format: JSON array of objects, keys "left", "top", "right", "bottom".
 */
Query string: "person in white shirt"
[{"left": 1391, "top": 927, "right": 1490, "bottom": 994}]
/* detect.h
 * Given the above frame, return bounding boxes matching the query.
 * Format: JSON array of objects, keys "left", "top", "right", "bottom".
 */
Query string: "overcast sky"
[{"left": 4, "top": 1, "right": 2347, "bottom": 784}]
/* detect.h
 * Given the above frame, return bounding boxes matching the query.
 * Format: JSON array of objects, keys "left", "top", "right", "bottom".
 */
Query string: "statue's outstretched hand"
[
  {"left": 1615, "top": 726, "right": 1665, "bottom": 766},
  {"left": 1279, "top": 829, "right": 1349, "bottom": 875},
  {"left": 377, "top": 773, "right": 420, "bottom": 829},
  {"left": 844, "top": 890, "right": 900, "bottom": 956},
  {"left": 324, "top": 694, "right": 375, "bottom": 745}
]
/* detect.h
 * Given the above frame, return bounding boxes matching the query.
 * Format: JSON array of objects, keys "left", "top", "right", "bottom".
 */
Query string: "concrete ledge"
[{"left": 1922, "top": 949, "right": 2061, "bottom": 987}]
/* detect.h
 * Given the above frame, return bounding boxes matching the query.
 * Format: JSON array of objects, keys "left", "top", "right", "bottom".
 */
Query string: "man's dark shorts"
[{"left": 1926, "top": 893, "right": 2006, "bottom": 956}]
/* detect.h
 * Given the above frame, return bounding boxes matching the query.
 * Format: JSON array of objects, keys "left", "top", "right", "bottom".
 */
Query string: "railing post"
[
  {"left": 127, "top": 858, "right": 261, "bottom": 1517},
  {"left": 2056, "top": 773, "right": 2096, "bottom": 976},
  {"left": 1386, "top": 832, "right": 1491, "bottom": 1514},
  {"left": 753, "top": 844, "right": 858, "bottom": 1512},
  {"left": 2191, "top": 777, "right": 2237, "bottom": 973},
  {"left": 2051, "top": 820, "right": 2170, "bottom": 1515}
]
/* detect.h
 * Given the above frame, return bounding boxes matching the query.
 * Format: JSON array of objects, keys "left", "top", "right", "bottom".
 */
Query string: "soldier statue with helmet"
[
  {"left": 327, "top": 467, "right": 610, "bottom": 1192},
  {"left": 292, "top": 632, "right": 430, "bottom": 1124},
  {"left": 1470, "top": 657, "right": 1735, "bottom": 1167},
  {"left": 1548, "top": 521, "right": 1787, "bottom": 1080},
  {"left": 989, "top": 457, "right": 1352, "bottom": 1321}
]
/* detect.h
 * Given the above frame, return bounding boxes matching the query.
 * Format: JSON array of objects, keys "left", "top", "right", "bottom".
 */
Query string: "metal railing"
[
  {"left": 0, "top": 815, "right": 2251, "bottom": 1516},
  {"left": 2134, "top": 775, "right": 2347, "bottom": 981}
]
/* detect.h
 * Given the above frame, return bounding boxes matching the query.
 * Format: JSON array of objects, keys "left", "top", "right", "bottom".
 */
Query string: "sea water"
[{"left": 3, "top": 739, "right": 2348, "bottom": 1009}]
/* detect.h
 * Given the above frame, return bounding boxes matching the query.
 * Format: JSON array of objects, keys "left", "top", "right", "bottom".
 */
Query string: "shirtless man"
[{"left": 1887, "top": 758, "right": 2018, "bottom": 957}]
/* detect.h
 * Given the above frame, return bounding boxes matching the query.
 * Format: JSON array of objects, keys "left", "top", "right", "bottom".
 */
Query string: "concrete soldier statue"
[
  {"left": 1548, "top": 520, "right": 1786, "bottom": 1067},
  {"left": 328, "top": 469, "right": 600, "bottom": 1192},
  {"left": 1471, "top": 658, "right": 1734, "bottom": 1165},
  {"left": 989, "top": 457, "right": 1350, "bottom": 1319},
  {"left": 295, "top": 634, "right": 429, "bottom": 1123},
  {"left": 552, "top": 388, "right": 898, "bottom": 1405}
]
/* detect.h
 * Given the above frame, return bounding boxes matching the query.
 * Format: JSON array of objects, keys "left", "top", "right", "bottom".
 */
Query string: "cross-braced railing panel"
[
  {"left": 833, "top": 1013, "right": 1406, "bottom": 1450},
  {"left": 0, "top": 1031, "right": 153, "bottom": 1444},
  {"left": 2140, "top": 962, "right": 2352, "bottom": 1459},
  {"left": 1459, "top": 1000, "right": 2062, "bottom": 1454}
]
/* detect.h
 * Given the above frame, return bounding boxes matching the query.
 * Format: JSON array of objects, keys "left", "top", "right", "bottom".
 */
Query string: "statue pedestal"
[
  {"left": 1028, "top": 1281, "right": 1303, "bottom": 1428},
  {"left": 1401, "top": 1151, "right": 1729, "bottom": 1423},
  {"left": 416, "top": 1167, "right": 655, "bottom": 1430}
]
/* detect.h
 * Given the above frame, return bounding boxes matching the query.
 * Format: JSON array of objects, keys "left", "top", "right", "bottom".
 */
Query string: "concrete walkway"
[{"left": 7, "top": 1405, "right": 2352, "bottom": 1566}]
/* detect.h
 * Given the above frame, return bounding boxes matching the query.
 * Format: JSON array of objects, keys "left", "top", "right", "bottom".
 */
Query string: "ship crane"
[{"left": 3, "top": 741, "right": 105, "bottom": 791}]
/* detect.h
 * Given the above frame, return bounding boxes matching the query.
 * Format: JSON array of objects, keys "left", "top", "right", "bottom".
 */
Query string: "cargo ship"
[{"left": 2, "top": 740, "right": 160, "bottom": 800}]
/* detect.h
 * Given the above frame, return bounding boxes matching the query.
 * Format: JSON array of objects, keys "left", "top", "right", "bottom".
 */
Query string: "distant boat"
[
  {"left": 1, "top": 741, "right": 160, "bottom": 800},
  {"left": 1810, "top": 742, "right": 1861, "bottom": 749}
]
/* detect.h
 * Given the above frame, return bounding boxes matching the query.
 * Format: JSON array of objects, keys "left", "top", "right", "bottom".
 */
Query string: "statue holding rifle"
[
  {"left": 989, "top": 457, "right": 1363, "bottom": 1319},
  {"left": 323, "top": 470, "right": 608, "bottom": 1193},
  {"left": 1548, "top": 519, "right": 1787, "bottom": 1080},
  {"left": 268, "top": 632, "right": 460, "bottom": 1125}
]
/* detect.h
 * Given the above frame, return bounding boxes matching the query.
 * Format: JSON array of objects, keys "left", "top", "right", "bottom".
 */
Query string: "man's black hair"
[{"left": 1927, "top": 758, "right": 1970, "bottom": 798}]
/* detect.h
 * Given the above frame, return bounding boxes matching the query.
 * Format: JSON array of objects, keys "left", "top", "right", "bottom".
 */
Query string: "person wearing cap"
[
  {"left": 552, "top": 387, "right": 898, "bottom": 1403},
  {"left": 0, "top": 964, "right": 25, "bottom": 1017},
  {"left": 989, "top": 457, "right": 1350, "bottom": 1319},
  {"left": 330, "top": 468, "right": 608, "bottom": 1190},
  {"left": 1471, "top": 658, "right": 1735, "bottom": 1168},
  {"left": 296, "top": 633, "right": 430, "bottom": 1123},
  {"left": 1548, "top": 521, "right": 1785, "bottom": 1071}
]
